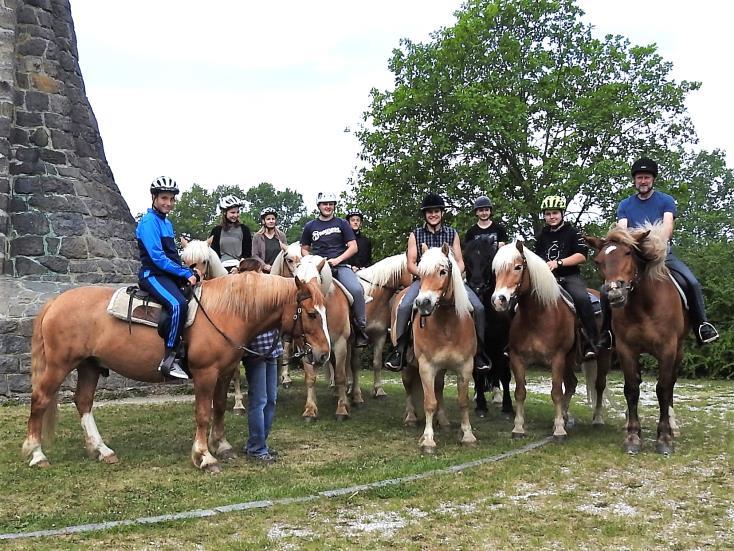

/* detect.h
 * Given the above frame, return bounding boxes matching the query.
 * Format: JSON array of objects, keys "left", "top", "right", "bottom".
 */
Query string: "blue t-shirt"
[
  {"left": 617, "top": 191, "right": 676, "bottom": 229},
  {"left": 300, "top": 217, "right": 356, "bottom": 261}
]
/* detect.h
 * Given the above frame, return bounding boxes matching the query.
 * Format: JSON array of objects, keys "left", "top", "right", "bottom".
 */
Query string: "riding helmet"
[
  {"left": 260, "top": 206, "right": 278, "bottom": 219},
  {"left": 149, "top": 176, "right": 179, "bottom": 195},
  {"left": 316, "top": 191, "right": 338, "bottom": 204},
  {"left": 473, "top": 195, "right": 493, "bottom": 212},
  {"left": 631, "top": 157, "right": 658, "bottom": 178},
  {"left": 420, "top": 193, "right": 446, "bottom": 211},
  {"left": 219, "top": 195, "right": 243, "bottom": 211},
  {"left": 346, "top": 208, "right": 363, "bottom": 220},
  {"left": 540, "top": 195, "right": 566, "bottom": 212}
]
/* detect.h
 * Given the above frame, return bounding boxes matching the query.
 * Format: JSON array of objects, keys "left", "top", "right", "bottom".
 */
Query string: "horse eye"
[
  {"left": 625, "top": 251, "right": 631, "bottom": 256},
  {"left": 307, "top": 311, "right": 317, "bottom": 320},
  {"left": 439, "top": 269, "right": 448, "bottom": 276},
  {"left": 514, "top": 265, "right": 522, "bottom": 270}
]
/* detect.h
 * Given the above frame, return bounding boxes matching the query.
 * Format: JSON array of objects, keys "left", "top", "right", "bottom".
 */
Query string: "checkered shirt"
[{"left": 246, "top": 329, "right": 283, "bottom": 359}]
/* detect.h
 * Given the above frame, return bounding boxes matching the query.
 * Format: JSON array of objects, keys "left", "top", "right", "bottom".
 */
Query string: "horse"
[
  {"left": 585, "top": 223, "right": 685, "bottom": 455},
  {"left": 463, "top": 237, "right": 513, "bottom": 415},
  {"left": 271, "top": 243, "right": 355, "bottom": 420},
  {"left": 397, "top": 244, "right": 477, "bottom": 454},
  {"left": 21, "top": 262, "right": 331, "bottom": 472},
  {"left": 491, "top": 240, "right": 579, "bottom": 441},
  {"left": 353, "top": 254, "right": 412, "bottom": 399}
]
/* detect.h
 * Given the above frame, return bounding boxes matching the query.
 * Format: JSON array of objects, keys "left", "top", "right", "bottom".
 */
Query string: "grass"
[{"left": 1, "top": 369, "right": 732, "bottom": 549}]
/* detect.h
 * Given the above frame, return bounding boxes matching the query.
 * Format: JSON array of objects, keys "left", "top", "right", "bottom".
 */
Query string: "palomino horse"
[
  {"left": 585, "top": 223, "right": 684, "bottom": 455},
  {"left": 491, "top": 241, "right": 579, "bottom": 441},
  {"left": 353, "top": 254, "right": 412, "bottom": 399},
  {"left": 463, "top": 237, "right": 513, "bottom": 415},
  {"left": 22, "top": 262, "right": 330, "bottom": 472},
  {"left": 272, "top": 244, "right": 354, "bottom": 420},
  {"left": 397, "top": 244, "right": 477, "bottom": 453}
]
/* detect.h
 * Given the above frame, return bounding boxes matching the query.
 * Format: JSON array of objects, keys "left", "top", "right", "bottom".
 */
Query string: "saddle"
[
  {"left": 555, "top": 285, "right": 602, "bottom": 315},
  {"left": 667, "top": 271, "right": 689, "bottom": 310},
  {"left": 106, "top": 285, "right": 202, "bottom": 329}
]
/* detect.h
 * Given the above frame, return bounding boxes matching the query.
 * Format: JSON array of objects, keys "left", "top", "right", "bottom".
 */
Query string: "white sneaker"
[{"left": 166, "top": 363, "right": 189, "bottom": 379}]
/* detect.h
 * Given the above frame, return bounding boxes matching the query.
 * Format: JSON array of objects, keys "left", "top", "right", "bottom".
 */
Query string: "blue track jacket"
[{"left": 136, "top": 208, "right": 193, "bottom": 281}]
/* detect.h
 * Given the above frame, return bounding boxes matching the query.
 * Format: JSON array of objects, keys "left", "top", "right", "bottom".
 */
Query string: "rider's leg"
[
  {"left": 562, "top": 275, "right": 599, "bottom": 357},
  {"left": 465, "top": 284, "right": 491, "bottom": 371},
  {"left": 384, "top": 279, "right": 421, "bottom": 372},
  {"left": 599, "top": 287, "right": 613, "bottom": 349},
  {"left": 666, "top": 252, "right": 719, "bottom": 343},
  {"left": 334, "top": 265, "right": 369, "bottom": 346},
  {"left": 140, "top": 275, "right": 189, "bottom": 379}
]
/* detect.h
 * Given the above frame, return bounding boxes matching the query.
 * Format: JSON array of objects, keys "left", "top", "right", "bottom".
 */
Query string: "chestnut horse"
[
  {"left": 491, "top": 241, "right": 578, "bottom": 441},
  {"left": 22, "top": 262, "right": 330, "bottom": 472},
  {"left": 397, "top": 244, "right": 477, "bottom": 454},
  {"left": 585, "top": 223, "right": 685, "bottom": 455}
]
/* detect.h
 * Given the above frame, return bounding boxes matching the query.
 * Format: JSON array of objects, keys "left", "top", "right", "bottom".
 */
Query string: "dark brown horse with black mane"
[
  {"left": 586, "top": 223, "right": 685, "bottom": 455},
  {"left": 22, "top": 262, "right": 330, "bottom": 472}
]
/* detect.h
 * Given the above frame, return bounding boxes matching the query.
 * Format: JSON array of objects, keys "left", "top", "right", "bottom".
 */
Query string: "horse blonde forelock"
[
  {"left": 200, "top": 272, "right": 295, "bottom": 319},
  {"left": 181, "top": 240, "right": 227, "bottom": 278},
  {"left": 605, "top": 223, "right": 669, "bottom": 280},
  {"left": 417, "top": 247, "right": 472, "bottom": 317},
  {"left": 492, "top": 242, "right": 560, "bottom": 307},
  {"left": 270, "top": 242, "right": 302, "bottom": 277},
  {"left": 358, "top": 254, "right": 408, "bottom": 296}
]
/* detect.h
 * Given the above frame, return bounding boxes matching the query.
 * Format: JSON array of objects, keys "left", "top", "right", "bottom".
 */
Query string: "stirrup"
[
  {"left": 384, "top": 350, "right": 404, "bottom": 372},
  {"left": 698, "top": 322, "right": 719, "bottom": 344},
  {"left": 599, "top": 330, "right": 614, "bottom": 350}
]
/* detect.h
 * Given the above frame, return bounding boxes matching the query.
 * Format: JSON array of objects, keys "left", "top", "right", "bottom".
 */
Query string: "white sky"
[{"left": 70, "top": 0, "right": 733, "bottom": 216}]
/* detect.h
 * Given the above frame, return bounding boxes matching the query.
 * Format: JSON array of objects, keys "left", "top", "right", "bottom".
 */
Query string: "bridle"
[
  {"left": 506, "top": 249, "right": 528, "bottom": 303},
  {"left": 599, "top": 243, "right": 641, "bottom": 297},
  {"left": 418, "top": 257, "right": 453, "bottom": 327}
]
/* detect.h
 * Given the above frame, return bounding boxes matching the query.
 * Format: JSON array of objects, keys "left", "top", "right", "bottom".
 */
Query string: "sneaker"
[
  {"left": 384, "top": 349, "right": 404, "bottom": 372},
  {"left": 266, "top": 447, "right": 279, "bottom": 458},
  {"left": 158, "top": 353, "right": 189, "bottom": 380},
  {"left": 598, "top": 330, "right": 614, "bottom": 350},
  {"left": 247, "top": 452, "right": 277, "bottom": 463},
  {"left": 583, "top": 342, "right": 597, "bottom": 360},
  {"left": 698, "top": 322, "right": 719, "bottom": 344},
  {"left": 354, "top": 327, "right": 370, "bottom": 348},
  {"left": 473, "top": 354, "right": 492, "bottom": 372}
]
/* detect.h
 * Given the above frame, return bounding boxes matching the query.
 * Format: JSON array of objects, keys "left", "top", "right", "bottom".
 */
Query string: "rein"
[{"left": 356, "top": 273, "right": 404, "bottom": 293}]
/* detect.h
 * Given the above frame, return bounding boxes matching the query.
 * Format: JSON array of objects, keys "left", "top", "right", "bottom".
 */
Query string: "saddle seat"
[{"left": 106, "top": 285, "right": 202, "bottom": 328}]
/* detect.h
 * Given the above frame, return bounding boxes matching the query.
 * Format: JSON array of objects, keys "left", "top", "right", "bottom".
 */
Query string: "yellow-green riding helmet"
[{"left": 540, "top": 195, "right": 566, "bottom": 212}]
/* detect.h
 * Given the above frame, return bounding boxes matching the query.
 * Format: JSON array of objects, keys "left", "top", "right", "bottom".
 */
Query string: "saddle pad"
[
  {"left": 106, "top": 286, "right": 202, "bottom": 328},
  {"left": 668, "top": 272, "right": 689, "bottom": 310},
  {"left": 558, "top": 286, "right": 576, "bottom": 313},
  {"left": 588, "top": 291, "right": 602, "bottom": 315},
  {"left": 332, "top": 278, "right": 354, "bottom": 306}
]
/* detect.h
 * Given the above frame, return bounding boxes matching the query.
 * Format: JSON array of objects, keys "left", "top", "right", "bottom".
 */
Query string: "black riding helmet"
[
  {"left": 420, "top": 193, "right": 445, "bottom": 211},
  {"left": 473, "top": 195, "right": 493, "bottom": 212},
  {"left": 631, "top": 158, "right": 658, "bottom": 178},
  {"left": 346, "top": 208, "right": 363, "bottom": 220}
]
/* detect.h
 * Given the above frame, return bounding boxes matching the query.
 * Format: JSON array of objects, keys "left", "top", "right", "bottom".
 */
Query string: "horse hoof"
[
  {"left": 511, "top": 432, "right": 526, "bottom": 439},
  {"left": 35, "top": 460, "right": 51, "bottom": 468},
  {"left": 420, "top": 445, "right": 436, "bottom": 455},
  {"left": 404, "top": 420, "right": 417, "bottom": 428},
  {"left": 552, "top": 434, "right": 567, "bottom": 443},
  {"left": 460, "top": 439, "right": 478, "bottom": 447},
  {"left": 303, "top": 416, "right": 318, "bottom": 423},
  {"left": 655, "top": 442, "right": 673, "bottom": 456},
  {"left": 373, "top": 391, "right": 387, "bottom": 400},
  {"left": 474, "top": 408, "right": 488, "bottom": 418},
  {"left": 203, "top": 463, "right": 221, "bottom": 474},
  {"left": 218, "top": 449, "right": 236, "bottom": 461},
  {"left": 592, "top": 422, "right": 605, "bottom": 429},
  {"left": 565, "top": 417, "right": 576, "bottom": 429},
  {"left": 335, "top": 414, "right": 350, "bottom": 422},
  {"left": 351, "top": 401, "right": 363, "bottom": 409},
  {"left": 232, "top": 409, "right": 245, "bottom": 416},
  {"left": 101, "top": 453, "right": 119, "bottom": 464},
  {"left": 282, "top": 382, "right": 291, "bottom": 389},
  {"left": 623, "top": 442, "right": 641, "bottom": 455}
]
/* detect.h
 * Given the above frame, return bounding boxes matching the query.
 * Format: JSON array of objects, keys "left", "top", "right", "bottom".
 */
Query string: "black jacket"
[
  {"left": 533, "top": 222, "right": 587, "bottom": 278},
  {"left": 209, "top": 224, "right": 252, "bottom": 260},
  {"left": 351, "top": 231, "right": 373, "bottom": 268}
]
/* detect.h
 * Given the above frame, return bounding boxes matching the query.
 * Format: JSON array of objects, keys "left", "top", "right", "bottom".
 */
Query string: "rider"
[
  {"left": 136, "top": 176, "right": 199, "bottom": 380},
  {"left": 346, "top": 208, "right": 372, "bottom": 269},
  {"left": 601, "top": 157, "right": 719, "bottom": 346},
  {"left": 208, "top": 195, "right": 252, "bottom": 272},
  {"left": 300, "top": 191, "right": 370, "bottom": 347},
  {"left": 384, "top": 192, "right": 492, "bottom": 372},
  {"left": 534, "top": 195, "right": 599, "bottom": 359},
  {"left": 252, "top": 207, "right": 287, "bottom": 273},
  {"left": 464, "top": 195, "right": 508, "bottom": 247}
]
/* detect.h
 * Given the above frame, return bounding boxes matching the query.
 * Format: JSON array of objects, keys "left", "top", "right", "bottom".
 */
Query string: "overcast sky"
[{"left": 70, "top": 0, "right": 733, "bottom": 216}]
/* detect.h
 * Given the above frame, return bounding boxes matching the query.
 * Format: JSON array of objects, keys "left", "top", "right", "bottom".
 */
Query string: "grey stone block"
[
  {"left": 12, "top": 176, "right": 42, "bottom": 194},
  {"left": 24, "top": 90, "right": 49, "bottom": 111},
  {"left": 30, "top": 127, "right": 48, "bottom": 146},
  {"left": 14, "top": 256, "right": 46, "bottom": 276},
  {"left": 39, "top": 148, "right": 66, "bottom": 164},
  {"left": 10, "top": 235, "right": 44, "bottom": 256},
  {"left": 15, "top": 110, "right": 43, "bottom": 127},
  {"left": 0, "top": 333, "right": 30, "bottom": 354},
  {"left": 58, "top": 236, "right": 88, "bottom": 258},
  {"left": 0, "top": 354, "right": 19, "bottom": 374},
  {"left": 41, "top": 177, "right": 73, "bottom": 194},
  {"left": 38, "top": 255, "right": 68, "bottom": 273},
  {"left": 11, "top": 211, "right": 49, "bottom": 234},
  {"left": 17, "top": 37, "right": 47, "bottom": 57},
  {"left": 7, "top": 373, "right": 31, "bottom": 393}
]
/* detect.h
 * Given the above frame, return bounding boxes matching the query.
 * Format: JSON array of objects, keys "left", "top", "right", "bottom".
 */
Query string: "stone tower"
[{"left": 0, "top": 0, "right": 142, "bottom": 396}]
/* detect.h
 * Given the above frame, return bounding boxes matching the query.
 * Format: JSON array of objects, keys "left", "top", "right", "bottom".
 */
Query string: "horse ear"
[
  {"left": 634, "top": 230, "right": 651, "bottom": 245},
  {"left": 316, "top": 258, "right": 326, "bottom": 272},
  {"left": 515, "top": 240, "right": 524, "bottom": 254},
  {"left": 294, "top": 275, "right": 303, "bottom": 289},
  {"left": 421, "top": 243, "right": 429, "bottom": 253},
  {"left": 584, "top": 235, "right": 603, "bottom": 251},
  {"left": 440, "top": 243, "right": 450, "bottom": 255}
]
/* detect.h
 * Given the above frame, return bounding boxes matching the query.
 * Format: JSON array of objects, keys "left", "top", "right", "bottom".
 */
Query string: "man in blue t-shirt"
[
  {"left": 600, "top": 158, "right": 718, "bottom": 346},
  {"left": 301, "top": 192, "right": 369, "bottom": 347}
]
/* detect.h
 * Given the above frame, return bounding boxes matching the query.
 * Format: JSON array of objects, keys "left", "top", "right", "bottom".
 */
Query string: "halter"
[
  {"left": 600, "top": 243, "right": 641, "bottom": 297},
  {"left": 507, "top": 249, "right": 529, "bottom": 303},
  {"left": 418, "top": 257, "right": 453, "bottom": 327}
]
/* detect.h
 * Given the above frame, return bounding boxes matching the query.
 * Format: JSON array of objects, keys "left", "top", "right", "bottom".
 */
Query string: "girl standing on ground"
[{"left": 251, "top": 207, "right": 287, "bottom": 273}]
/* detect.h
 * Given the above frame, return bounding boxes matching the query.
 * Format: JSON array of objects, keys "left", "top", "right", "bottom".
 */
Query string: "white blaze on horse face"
[
  {"left": 604, "top": 245, "right": 617, "bottom": 254},
  {"left": 315, "top": 304, "right": 331, "bottom": 352}
]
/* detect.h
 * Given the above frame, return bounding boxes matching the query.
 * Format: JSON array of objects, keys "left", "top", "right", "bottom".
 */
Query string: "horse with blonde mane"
[
  {"left": 396, "top": 244, "right": 477, "bottom": 454},
  {"left": 22, "top": 262, "right": 330, "bottom": 472},
  {"left": 585, "top": 223, "right": 685, "bottom": 455},
  {"left": 491, "top": 240, "right": 579, "bottom": 441}
]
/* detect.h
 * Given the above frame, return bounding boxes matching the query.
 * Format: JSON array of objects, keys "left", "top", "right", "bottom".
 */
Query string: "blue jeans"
[
  {"left": 244, "top": 356, "right": 278, "bottom": 456},
  {"left": 666, "top": 251, "right": 708, "bottom": 326},
  {"left": 333, "top": 265, "right": 366, "bottom": 328}
]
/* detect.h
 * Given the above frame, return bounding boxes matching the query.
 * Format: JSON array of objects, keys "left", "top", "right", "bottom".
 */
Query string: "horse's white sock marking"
[{"left": 81, "top": 413, "right": 114, "bottom": 459}]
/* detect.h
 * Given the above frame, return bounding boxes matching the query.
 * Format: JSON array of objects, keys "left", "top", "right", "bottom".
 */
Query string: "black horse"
[{"left": 464, "top": 236, "right": 513, "bottom": 415}]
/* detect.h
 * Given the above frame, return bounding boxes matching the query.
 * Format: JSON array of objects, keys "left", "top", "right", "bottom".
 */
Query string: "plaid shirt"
[
  {"left": 246, "top": 329, "right": 283, "bottom": 359},
  {"left": 414, "top": 224, "right": 456, "bottom": 263}
]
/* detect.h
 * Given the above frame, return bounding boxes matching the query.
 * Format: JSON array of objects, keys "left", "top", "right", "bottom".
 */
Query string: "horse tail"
[{"left": 31, "top": 299, "right": 58, "bottom": 446}]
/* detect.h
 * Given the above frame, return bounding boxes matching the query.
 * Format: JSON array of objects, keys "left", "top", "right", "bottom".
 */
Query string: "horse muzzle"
[
  {"left": 491, "top": 292, "right": 510, "bottom": 312},
  {"left": 299, "top": 344, "right": 330, "bottom": 366},
  {"left": 414, "top": 295, "right": 437, "bottom": 316},
  {"left": 606, "top": 288, "right": 628, "bottom": 308}
]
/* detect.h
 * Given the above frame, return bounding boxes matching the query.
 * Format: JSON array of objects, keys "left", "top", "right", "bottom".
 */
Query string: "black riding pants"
[{"left": 559, "top": 274, "right": 598, "bottom": 342}]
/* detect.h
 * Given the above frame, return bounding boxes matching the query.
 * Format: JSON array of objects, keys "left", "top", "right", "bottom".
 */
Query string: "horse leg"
[
  {"left": 280, "top": 341, "right": 292, "bottom": 389},
  {"left": 417, "top": 363, "right": 438, "bottom": 453},
  {"left": 301, "top": 360, "right": 319, "bottom": 421},
  {"left": 473, "top": 370, "right": 488, "bottom": 418},
  {"left": 655, "top": 351, "right": 678, "bottom": 455},
  {"left": 232, "top": 362, "right": 246, "bottom": 416},
  {"left": 550, "top": 354, "right": 569, "bottom": 441},
  {"left": 509, "top": 354, "right": 527, "bottom": 438},
  {"left": 209, "top": 366, "right": 237, "bottom": 460},
  {"left": 495, "top": 351, "right": 513, "bottom": 414},
  {"left": 75, "top": 363, "right": 117, "bottom": 464},
  {"left": 333, "top": 339, "right": 350, "bottom": 420},
  {"left": 619, "top": 347, "right": 643, "bottom": 454},
  {"left": 435, "top": 372, "right": 450, "bottom": 430},
  {"left": 562, "top": 354, "right": 578, "bottom": 429},
  {"left": 458, "top": 363, "right": 477, "bottom": 446},
  {"left": 349, "top": 344, "right": 364, "bottom": 406},
  {"left": 591, "top": 349, "right": 611, "bottom": 427},
  {"left": 402, "top": 365, "right": 418, "bottom": 427},
  {"left": 190, "top": 367, "right": 221, "bottom": 472},
  {"left": 371, "top": 331, "right": 388, "bottom": 399}
]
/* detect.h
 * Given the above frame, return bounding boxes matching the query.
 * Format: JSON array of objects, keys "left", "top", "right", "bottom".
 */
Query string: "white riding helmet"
[
  {"left": 150, "top": 176, "right": 179, "bottom": 195},
  {"left": 219, "top": 195, "right": 243, "bottom": 211},
  {"left": 316, "top": 191, "right": 338, "bottom": 204}
]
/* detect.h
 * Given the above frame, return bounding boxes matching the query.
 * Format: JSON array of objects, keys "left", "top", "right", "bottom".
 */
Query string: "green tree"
[
  {"left": 241, "top": 182, "right": 308, "bottom": 238},
  {"left": 352, "top": 0, "right": 701, "bottom": 257},
  {"left": 167, "top": 183, "right": 217, "bottom": 239}
]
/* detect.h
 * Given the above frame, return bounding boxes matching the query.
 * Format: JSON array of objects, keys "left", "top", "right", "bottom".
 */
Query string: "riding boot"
[
  {"left": 354, "top": 324, "right": 370, "bottom": 348},
  {"left": 598, "top": 292, "right": 614, "bottom": 350},
  {"left": 473, "top": 339, "right": 492, "bottom": 372},
  {"left": 384, "top": 333, "right": 409, "bottom": 372},
  {"left": 158, "top": 348, "right": 189, "bottom": 380}
]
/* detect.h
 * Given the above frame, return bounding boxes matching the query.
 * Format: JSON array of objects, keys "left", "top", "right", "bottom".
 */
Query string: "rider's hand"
[
  {"left": 352, "top": 266, "right": 358, "bottom": 272},
  {"left": 228, "top": 267, "right": 239, "bottom": 274},
  {"left": 188, "top": 274, "right": 198, "bottom": 286},
  {"left": 327, "top": 258, "right": 339, "bottom": 267},
  {"left": 264, "top": 264, "right": 272, "bottom": 272},
  {"left": 547, "top": 260, "right": 558, "bottom": 272}
]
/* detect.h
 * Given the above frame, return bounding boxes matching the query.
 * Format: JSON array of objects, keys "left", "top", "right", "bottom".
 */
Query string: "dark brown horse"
[
  {"left": 22, "top": 263, "right": 330, "bottom": 472},
  {"left": 586, "top": 223, "right": 685, "bottom": 455}
]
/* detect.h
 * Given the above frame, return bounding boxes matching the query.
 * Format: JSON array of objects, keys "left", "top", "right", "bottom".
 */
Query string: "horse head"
[
  {"left": 464, "top": 236, "right": 498, "bottom": 297},
  {"left": 181, "top": 240, "right": 228, "bottom": 279},
  {"left": 289, "top": 260, "right": 331, "bottom": 365},
  {"left": 491, "top": 240, "right": 559, "bottom": 312},
  {"left": 415, "top": 244, "right": 472, "bottom": 318},
  {"left": 271, "top": 242, "right": 303, "bottom": 277}
]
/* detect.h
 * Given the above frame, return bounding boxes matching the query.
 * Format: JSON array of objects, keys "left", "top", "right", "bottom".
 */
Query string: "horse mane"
[
  {"left": 181, "top": 240, "right": 227, "bottom": 278},
  {"left": 270, "top": 242, "right": 302, "bottom": 277},
  {"left": 604, "top": 223, "right": 669, "bottom": 280},
  {"left": 492, "top": 242, "right": 561, "bottom": 307},
  {"left": 417, "top": 247, "right": 472, "bottom": 318},
  {"left": 199, "top": 272, "right": 295, "bottom": 320},
  {"left": 300, "top": 254, "right": 332, "bottom": 296},
  {"left": 358, "top": 254, "right": 407, "bottom": 296}
]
